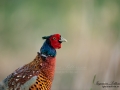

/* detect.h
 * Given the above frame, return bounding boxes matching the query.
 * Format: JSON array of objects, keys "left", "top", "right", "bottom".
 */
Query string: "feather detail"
[
  {"left": 2, "top": 53, "right": 56, "bottom": 90},
  {"left": 0, "top": 82, "right": 4, "bottom": 90}
]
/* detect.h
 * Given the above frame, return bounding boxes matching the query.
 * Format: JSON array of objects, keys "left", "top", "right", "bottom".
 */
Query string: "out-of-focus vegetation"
[{"left": 0, "top": 0, "right": 120, "bottom": 90}]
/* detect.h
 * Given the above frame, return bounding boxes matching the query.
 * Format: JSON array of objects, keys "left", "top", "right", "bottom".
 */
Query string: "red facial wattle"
[
  {"left": 51, "top": 42, "right": 61, "bottom": 49},
  {"left": 48, "top": 34, "right": 67, "bottom": 49},
  {"left": 49, "top": 34, "right": 61, "bottom": 49}
]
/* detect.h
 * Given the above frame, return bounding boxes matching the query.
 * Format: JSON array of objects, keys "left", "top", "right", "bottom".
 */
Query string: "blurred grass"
[{"left": 0, "top": 0, "right": 120, "bottom": 90}]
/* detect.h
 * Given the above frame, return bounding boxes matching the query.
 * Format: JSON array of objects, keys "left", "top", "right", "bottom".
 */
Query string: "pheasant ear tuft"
[{"left": 42, "top": 36, "right": 50, "bottom": 39}]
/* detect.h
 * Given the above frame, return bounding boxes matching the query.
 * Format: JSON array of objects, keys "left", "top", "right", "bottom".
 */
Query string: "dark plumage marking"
[
  {"left": 31, "top": 86, "right": 34, "bottom": 88},
  {"left": 36, "top": 82, "right": 38, "bottom": 84},
  {"left": 34, "top": 84, "right": 37, "bottom": 87},
  {"left": 39, "top": 84, "right": 42, "bottom": 86}
]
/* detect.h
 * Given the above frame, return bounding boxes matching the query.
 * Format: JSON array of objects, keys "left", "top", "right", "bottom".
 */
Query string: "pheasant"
[{"left": 0, "top": 34, "right": 67, "bottom": 90}]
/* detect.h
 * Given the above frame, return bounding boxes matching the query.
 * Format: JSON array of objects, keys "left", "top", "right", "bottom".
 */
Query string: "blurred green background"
[{"left": 0, "top": 0, "right": 120, "bottom": 90}]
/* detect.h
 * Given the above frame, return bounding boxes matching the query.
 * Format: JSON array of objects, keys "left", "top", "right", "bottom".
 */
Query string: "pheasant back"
[{"left": 2, "top": 53, "right": 55, "bottom": 90}]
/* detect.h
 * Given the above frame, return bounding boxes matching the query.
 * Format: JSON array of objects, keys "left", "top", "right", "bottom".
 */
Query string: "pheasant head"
[{"left": 40, "top": 34, "right": 67, "bottom": 57}]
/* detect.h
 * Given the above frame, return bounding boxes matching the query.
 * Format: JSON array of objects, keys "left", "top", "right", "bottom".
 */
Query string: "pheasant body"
[{"left": 0, "top": 34, "right": 67, "bottom": 90}]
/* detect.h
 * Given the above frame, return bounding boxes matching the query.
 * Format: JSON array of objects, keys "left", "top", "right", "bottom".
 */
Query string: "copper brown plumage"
[
  {"left": 29, "top": 52, "right": 56, "bottom": 90},
  {"left": 0, "top": 34, "right": 67, "bottom": 90}
]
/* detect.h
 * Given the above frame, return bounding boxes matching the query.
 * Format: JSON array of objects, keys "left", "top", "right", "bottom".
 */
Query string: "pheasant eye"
[{"left": 53, "top": 37, "right": 56, "bottom": 40}]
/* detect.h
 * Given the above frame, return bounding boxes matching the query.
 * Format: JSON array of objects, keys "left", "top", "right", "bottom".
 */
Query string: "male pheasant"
[{"left": 0, "top": 34, "right": 67, "bottom": 90}]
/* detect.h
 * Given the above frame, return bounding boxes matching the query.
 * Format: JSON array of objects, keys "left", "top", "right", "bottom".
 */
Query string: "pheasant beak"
[{"left": 59, "top": 37, "right": 67, "bottom": 42}]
